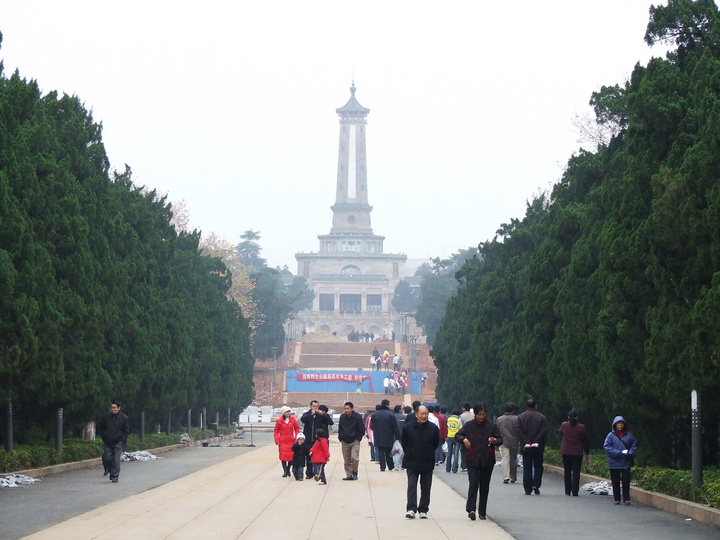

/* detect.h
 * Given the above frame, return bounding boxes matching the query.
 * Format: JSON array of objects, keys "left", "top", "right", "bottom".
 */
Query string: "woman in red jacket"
[
  {"left": 558, "top": 409, "right": 590, "bottom": 496},
  {"left": 274, "top": 406, "right": 300, "bottom": 477}
]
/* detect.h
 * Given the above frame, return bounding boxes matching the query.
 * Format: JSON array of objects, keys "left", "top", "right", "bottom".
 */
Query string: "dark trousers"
[
  {"left": 610, "top": 468, "right": 631, "bottom": 502},
  {"left": 522, "top": 448, "right": 544, "bottom": 494},
  {"left": 406, "top": 469, "right": 433, "bottom": 513},
  {"left": 292, "top": 464, "right": 304, "bottom": 479},
  {"left": 466, "top": 465, "right": 494, "bottom": 516},
  {"left": 562, "top": 454, "right": 582, "bottom": 495},
  {"left": 102, "top": 441, "right": 123, "bottom": 481},
  {"left": 305, "top": 450, "right": 314, "bottom": 478},
  {"left": 313, "top": 463, "right": 326, "bottom": 483},
  {"left": 376, "top": 446, "right": 394, "bottom": 471},
  {"left": 434, "top": 438, "right": 444, "bottom": 463},
  {"left": 369, "top": 442, "right": 376, "bottom": 461}
]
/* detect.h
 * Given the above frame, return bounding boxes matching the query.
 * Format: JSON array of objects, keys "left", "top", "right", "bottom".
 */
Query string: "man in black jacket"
[
  {"left": 338, "top": 401, "right": 365, "bottom": 480},
  {"left": 300, "top": 400, "right": 334, "bottom": 479},
  {"left": 516, "top": 397, "right": 547, "bottom": 495},
  {"left": 401, "top": 405, "right": 439, "bottom": 519},
  {"left": 454, "top": 403, "right": 502, "bottom": 520},
  {"left": 98, "top": 400, "right": 130, "bottom": 483},
  {"left": 370, "top": 399, "right": 401, "bottom": 471}
]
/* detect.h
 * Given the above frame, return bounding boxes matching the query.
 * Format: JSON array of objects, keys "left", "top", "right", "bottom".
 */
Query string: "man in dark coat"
[
  {"left": 454, "top": 403, "right": 502, "bottom": 520},
  {"left": 371, "top": 399, "right": 401, "bottom": 471},
  {"left": 300, "top": 400, "right": 334, "bottom": 479},
  {"left": 401, "top": 405, "right": 439, "bottom": 519},
  {"left": 338, "top": 401, "right": 365, "bottom": 480},
  {"left": 516, "top": 397, "right": 547, "bottom": 495},
  {"left": 98, "top": 400, "right": 130, "bottom": 483}
]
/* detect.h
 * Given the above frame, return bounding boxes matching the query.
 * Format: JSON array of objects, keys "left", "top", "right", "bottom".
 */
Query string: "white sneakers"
[{"left": 406, "top": 511, "right": 429, "bottom": 519}]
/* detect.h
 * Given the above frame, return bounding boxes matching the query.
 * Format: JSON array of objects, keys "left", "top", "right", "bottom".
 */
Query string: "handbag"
[{"left": 441, "top": 441, "right": 448, "bottom": 453}]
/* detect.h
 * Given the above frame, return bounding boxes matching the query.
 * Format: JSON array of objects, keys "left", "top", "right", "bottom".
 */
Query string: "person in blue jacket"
[{"left": 603, "top": 415, "right": 637, "bottom": 505}]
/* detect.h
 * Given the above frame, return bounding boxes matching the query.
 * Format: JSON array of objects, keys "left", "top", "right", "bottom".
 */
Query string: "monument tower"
[{"left": 295, "top": 84, "right": 406, "bottom": 338}]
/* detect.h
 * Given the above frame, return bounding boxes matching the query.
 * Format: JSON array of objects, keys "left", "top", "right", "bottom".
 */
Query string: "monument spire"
[{"left": 332, "top": 83, "right": 372, "bottom": 234}]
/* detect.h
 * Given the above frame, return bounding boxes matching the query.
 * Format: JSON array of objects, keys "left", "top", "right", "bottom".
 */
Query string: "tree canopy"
[
  {"left": 432, "top": 0, "right": 720, "bottom": 467},
  {"left": 0, "top": 40, "right": 254, "bottom": 440}
]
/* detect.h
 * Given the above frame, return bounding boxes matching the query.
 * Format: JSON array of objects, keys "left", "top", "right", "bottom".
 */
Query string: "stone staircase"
[
  {"left": 298, "top": 341, "right": 398, "bottom": 369},
  {"left": 252, "top": 334, "right": 437, "bottom": 412}
]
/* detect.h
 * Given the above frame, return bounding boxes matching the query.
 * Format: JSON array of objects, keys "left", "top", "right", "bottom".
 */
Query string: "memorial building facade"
[{"left": 295, "top": 84, "right": 406, "bottom": 338}]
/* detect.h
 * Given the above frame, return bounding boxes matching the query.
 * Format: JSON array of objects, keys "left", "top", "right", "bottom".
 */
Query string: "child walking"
[
  {"left": 310, "top": 428, "right": 330, "bottom": 485},
  {"left": 291, "top": 433, "right": 309, "bottom": 480}
]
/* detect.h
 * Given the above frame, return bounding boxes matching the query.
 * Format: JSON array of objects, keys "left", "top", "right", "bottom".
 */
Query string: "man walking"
[
  {"left": 371, "top": 399, "right": 401, "bottom": 471},
  {"left": 517, "top": 398, "right": 547, "bottom": 495},
  {"left": 98, "top": 400, "right": 129, "bottom": 483},
  {"left": 454, "top": 403, "right": 502, "bottom": 520},
  {"left": 338, "top": 401, "right": 365, "bottom": 480},
  {"left": 401, "top": 405, "right": 439, "bottom": 519},
  {"left": 300, "top": 400, "right": 334, "bottom": 479},
  {"left": 495, "top": 402, "right": 520, "bottom": 484},
  {"left": 458, "top": 402, "right": 474, "bottom": 472}
]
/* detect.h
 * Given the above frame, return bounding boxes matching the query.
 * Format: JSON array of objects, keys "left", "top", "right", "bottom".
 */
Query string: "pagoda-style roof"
[{"left": 336, "top": 83, "right": 370, "bottom": 116}]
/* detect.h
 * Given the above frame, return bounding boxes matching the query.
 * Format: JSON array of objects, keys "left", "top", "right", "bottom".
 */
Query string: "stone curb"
[
  {"left": 1, "top": 434, "right": 236, "bottom": 479},
  {"left": 545, "top": 463, "right": 720, "bottom": 528}
]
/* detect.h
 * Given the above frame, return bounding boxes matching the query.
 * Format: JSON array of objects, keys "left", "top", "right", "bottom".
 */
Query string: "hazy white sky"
[{"left": 0, "top": 1, "right": 680, "bottom": 270}]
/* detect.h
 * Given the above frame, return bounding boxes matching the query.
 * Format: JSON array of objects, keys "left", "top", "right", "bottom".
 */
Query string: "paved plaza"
[{"left": 1, "top": 431, "right": 718, "bottom": 540}]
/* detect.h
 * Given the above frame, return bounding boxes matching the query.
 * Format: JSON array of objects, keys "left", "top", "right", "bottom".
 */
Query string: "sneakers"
[
  {"left": 468, "top": 511, "right": 476, "bottom": 521},
  {"left": 478, "top": 515, "right": 486, "bottom": 520},
  {"left": 614, "top": 501, "right": 621, "bottom": 505},
  {"left": 624, "top": 500, "right": 631, "bottom": 505},
  {"left": 533, "top": 487, "right": 540, "bottom": 495},
  {"left": 503, "top": 479, "right": 510, "bottom": 484},
  {"left": 419, "top": 512, "right": 428, "bottom": 519},
  {"left": 405, "top": 511, "right": 416, "bottom": 519},
  {"left": 319, "top": 481, "right": 327, "bottom": 485}
]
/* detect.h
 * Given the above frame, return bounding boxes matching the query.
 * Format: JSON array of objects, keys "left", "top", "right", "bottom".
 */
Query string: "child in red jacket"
[{"left": 310, "top": 429, "right": 330, "bottom": 485}]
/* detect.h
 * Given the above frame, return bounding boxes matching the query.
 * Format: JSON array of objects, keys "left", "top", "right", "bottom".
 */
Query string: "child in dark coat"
[{"left": 291, "top": 433, "right": 310, "bottom": 480}]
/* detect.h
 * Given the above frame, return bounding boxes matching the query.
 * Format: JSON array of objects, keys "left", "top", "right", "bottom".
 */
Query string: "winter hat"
[
  {"left": 297, "top": 433, "right": 306, "bottom": 441},
  {"left": 280, "top": 406, "right": 292, "bottom": 415}
]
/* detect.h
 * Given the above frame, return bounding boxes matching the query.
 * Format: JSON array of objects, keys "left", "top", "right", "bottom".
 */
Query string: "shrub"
[
  {"left": 545, "top": 447, "right": 720, "bottom": 509},
  {"left": 127, "top": 433, "right": 180, "bottom": 451}
]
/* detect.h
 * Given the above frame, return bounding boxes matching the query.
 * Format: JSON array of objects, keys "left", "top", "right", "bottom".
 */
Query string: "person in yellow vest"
[{"left": 445, "top": 409, "right": 462, "bottom": 473}]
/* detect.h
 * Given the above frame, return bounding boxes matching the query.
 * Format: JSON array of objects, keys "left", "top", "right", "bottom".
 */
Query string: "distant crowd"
[{"left": 273, "top": 397, "right": 638, "bottom": 521}]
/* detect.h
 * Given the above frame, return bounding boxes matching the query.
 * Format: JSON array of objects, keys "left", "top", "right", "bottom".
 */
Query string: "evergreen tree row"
[
  {"left": 0, "top": 33, "right": 254, "bottom": 442},
  {"left": 432, "top": 0, "right": 720, "bottom": 467}
]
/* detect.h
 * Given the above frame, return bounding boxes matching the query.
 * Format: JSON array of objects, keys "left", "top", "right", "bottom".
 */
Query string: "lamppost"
[{"left": 270, "top": 346, "right": 279, "bottom": 411}]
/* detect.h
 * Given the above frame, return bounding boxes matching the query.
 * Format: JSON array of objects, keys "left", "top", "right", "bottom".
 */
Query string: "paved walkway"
[
  {"left": 5, "top": 435, "right": 720, "bottom": 540},
  {"left": 18, "top": 441, "right": 512, "bottom": 540}
]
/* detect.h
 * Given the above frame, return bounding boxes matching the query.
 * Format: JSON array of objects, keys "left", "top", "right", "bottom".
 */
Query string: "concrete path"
[
  {"left": 3, "top": 434, "right": 719, "bottom": 540},
  {"left": 438, "top": 463, "right": 719, "bottom": 540},
  {"left": 10, "top": 438, "right": 511, "bottom": 540}
]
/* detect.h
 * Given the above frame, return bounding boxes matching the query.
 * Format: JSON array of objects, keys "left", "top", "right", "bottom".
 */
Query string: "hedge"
[{"left": 543, "top": 448, "right": 720, "bottom": 508}]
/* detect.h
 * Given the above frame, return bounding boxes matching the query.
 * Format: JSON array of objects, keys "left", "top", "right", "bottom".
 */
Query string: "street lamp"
[{"left": 270, "top": 346, "right": 279, "bottom": 411}]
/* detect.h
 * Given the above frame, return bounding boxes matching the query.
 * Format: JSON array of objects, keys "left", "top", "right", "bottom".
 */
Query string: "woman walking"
[
  {"left": 558, "top": 410, "right": 590, "bottom": 496},
  {"left": 454, "top": 403, "right": 502, "bottom": 521},
  {"left": 603, "top": 415, "right": 637, "bottom": 505},
  {"left": 274, "top": 406, "right": 300, "bottom": 477}
]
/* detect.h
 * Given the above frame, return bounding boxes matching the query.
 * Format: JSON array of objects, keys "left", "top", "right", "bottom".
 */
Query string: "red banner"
[{"left": 296, "top": 373, "right": 373, "bottom": 392}]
